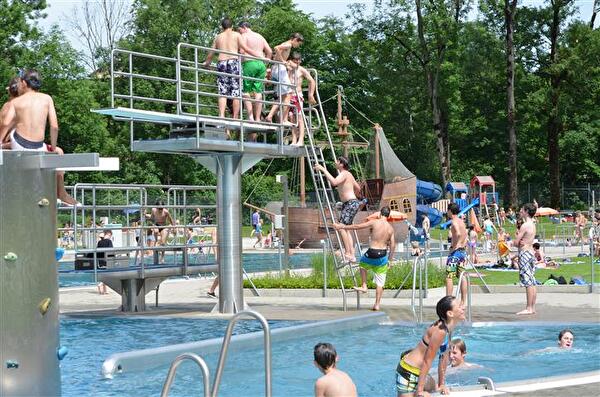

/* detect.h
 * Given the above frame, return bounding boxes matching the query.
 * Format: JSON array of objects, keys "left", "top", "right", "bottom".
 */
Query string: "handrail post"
[
  {"left": 160, "top": 353, "right": 210, "bottom": 397},
  {"left": 211, "top": 310, "right": 271, "bottom": 397}
]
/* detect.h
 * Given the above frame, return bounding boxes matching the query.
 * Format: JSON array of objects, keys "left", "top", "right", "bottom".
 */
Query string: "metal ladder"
[
  {"left": 160, "top": 310, "right": 272, "bottom": 397},
  {"left": 300, "top": 85, "right": 362, "bottom": 311}
]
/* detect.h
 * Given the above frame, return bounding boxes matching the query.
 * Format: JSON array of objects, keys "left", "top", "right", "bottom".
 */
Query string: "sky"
[{"left": 39, "top": 0, "right": 596, "bottom": 53}]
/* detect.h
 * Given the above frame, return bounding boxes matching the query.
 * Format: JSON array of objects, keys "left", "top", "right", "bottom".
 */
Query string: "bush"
[{"left": 243, "top": 254, "right": 446, "bottom": 289}]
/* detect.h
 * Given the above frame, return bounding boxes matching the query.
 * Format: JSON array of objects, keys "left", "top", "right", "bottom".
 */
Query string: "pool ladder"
[
  {"left": 455, "top": 272, "right": 473, "bottom": 323},
  {"left": 160, "top": 310, "right": 272, "bottom": 397}
]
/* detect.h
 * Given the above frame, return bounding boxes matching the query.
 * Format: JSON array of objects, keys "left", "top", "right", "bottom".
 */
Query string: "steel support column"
[{"left": 216, "top": 154, "right": 244, "bottom": 313}]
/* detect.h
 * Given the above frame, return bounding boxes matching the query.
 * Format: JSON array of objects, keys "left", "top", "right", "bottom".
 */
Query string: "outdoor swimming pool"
[
  {"left": 60, "top": 316, "right": 600, "bottom": 396},
  {"left": 58, "top": 252, "right": 315, "bottom": 287}
]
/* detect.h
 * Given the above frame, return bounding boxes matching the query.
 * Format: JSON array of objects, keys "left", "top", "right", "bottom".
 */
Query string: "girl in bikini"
[{"left": 396, "top": 296, "right": 465, "bottom": 397}]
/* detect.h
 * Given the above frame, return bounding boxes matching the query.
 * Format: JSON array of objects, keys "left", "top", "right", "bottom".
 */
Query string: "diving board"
[
  {"left": 93, "top": 107, "right": 279, "bottom": 132},
  {"left": 57, "top": 157, "right": 120, "bottom": 171}
]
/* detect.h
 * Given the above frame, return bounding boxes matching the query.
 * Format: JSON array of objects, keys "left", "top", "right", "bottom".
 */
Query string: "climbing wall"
[{"left": 0, "top": 152, "right": 62, "bottom": 396}]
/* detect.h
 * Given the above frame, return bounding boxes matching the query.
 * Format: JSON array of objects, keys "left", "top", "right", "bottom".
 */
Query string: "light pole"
[{"left": 276, "top": 175, "right": 289, "bottom": 274}]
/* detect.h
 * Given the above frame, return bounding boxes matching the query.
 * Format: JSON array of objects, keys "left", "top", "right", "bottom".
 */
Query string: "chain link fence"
[{"left": 495, "top": 183, "right": 600, "bottom": 210}]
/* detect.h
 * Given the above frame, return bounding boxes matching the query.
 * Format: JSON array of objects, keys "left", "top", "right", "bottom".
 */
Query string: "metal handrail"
[
  {"left": 160, "top": 353, "right": 210, "bottom": 397},
  {"left": 211, "top": 310, "right": 272, "bottom": 397},
  {"left": 455, "top": 271, "right": 472, "bottom": 322}
]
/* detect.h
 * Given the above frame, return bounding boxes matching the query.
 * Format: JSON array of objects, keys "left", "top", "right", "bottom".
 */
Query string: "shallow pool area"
[{"left": 59, "top": 315, "right": 600, "bottom": 396}]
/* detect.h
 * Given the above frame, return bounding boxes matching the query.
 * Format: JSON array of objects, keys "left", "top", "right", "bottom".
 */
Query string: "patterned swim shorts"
[
  {"left": 446, "top": 248, "right": 467, "bottom": 278},
  {"left": 216, "top": 59, "right": 241, "bottom": 97},
  {"left": 339, "top": 199, "right": 360, "bottom": 225},
  {"left": 519, "top": 250, "right": 537, "bottom": 287}
]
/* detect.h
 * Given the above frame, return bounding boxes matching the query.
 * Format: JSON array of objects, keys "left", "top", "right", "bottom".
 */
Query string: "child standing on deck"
[{"left": 313, "top": 343, "right": 357, "bottom": 397}]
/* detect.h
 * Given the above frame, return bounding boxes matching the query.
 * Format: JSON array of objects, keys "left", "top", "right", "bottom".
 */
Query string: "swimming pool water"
[
  {"left": 59, "top": 317, "right": 302, "bottom": 396},
  {"left": 60, "top": 319, "right": 600, "bottom": 396},
  {"left": 58, "top": 252, "right": 314, "bottom": 287}
]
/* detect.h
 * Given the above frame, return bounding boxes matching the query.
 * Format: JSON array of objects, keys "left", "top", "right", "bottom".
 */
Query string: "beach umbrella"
[
  {"left": 535, "top": 207, "right": 559, "bottom": 216},
  {"left": 366, "top": 210, "right": 407, "bottom": 222}
]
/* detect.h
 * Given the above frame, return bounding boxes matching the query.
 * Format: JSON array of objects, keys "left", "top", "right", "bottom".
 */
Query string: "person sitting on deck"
[
  {"left": 0, "top": 71, "right": 78, "bottom": 205},
  {"left": 313, "top": 342, "right": 357, "bottom": 397},
  {"left": 204, "top": 17, "right": 264, "bottom": 123},
  {"left": 532, "top": 242, "right": 559, "bottom": 268}
]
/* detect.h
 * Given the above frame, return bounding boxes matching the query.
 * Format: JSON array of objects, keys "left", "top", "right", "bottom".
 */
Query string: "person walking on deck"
[{"left": 445, "top": 203, "right": 468, "bottom": 306}]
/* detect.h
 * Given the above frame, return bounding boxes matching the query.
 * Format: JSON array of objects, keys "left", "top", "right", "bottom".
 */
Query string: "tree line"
[{"left": 1, "top": 0, "right": 598, "bottom": 209}]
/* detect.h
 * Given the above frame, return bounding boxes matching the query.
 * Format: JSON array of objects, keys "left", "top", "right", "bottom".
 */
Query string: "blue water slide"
[
  {"left": 439, "top": 197, "right": 480, "bottom": 229},
  {"left": 416, "top": 179, "right": 443, "bottom": 204},
  {"left": 416, "top": 204, "right": 444, "bottom": 227}
]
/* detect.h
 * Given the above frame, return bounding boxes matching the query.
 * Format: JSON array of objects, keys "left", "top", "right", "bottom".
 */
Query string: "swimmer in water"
[
  {"left": 448, "top": 339, "right": 481, "bottom": 370},
  {"left": 558, "top": 329, "right": 574, "bottom": 349}
]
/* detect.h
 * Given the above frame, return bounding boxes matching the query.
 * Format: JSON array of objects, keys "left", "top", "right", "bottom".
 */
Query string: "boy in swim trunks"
[
  {"left": 287, "top": 52, "right": 316, "bottom": 146},
  {"left": 334, "top": 206, "right": 395, "bottom": 311},
  {"left": 238, "top": 21, "right": 272, "bottom": 136},
  {"left": 265, "top": 33, "right": 304, "bottom": 126},
  {"left": 314, "top": 156, "right": 362, "bottom": 262},
  {"left": 446, "top": 203, "right": 468, "bottom": 305},
  {"left": 515, "top": 203, "right": 537, "bottom": 315}
]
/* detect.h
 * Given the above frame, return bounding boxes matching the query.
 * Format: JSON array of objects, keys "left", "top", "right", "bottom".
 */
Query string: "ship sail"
[{"left": 374, "top": 126, "right": 415, "bottom": 181}]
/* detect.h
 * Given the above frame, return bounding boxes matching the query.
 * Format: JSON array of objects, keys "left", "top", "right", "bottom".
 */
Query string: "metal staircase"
[{"left": 300, "top": 75, "right": 361, "bottom": 311}]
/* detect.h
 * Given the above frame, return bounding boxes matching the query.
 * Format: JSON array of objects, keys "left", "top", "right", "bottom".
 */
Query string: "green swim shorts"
[{"left": 242, "top": 60, "right": 267, "bottom": 94}]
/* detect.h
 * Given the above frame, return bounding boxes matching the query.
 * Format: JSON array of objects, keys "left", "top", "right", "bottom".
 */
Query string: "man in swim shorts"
[
  {"left": 334, "top": 206, "right": 395, "bottom": 311},
  {"left": 314, "top": 156, "right": 362, "bottom": 262},
  {"left": 204, "top": 18, "right": 264, "bottom": 121},
  {"left": 445, "top": 202, "right": 468, "bottom": 305},
  {"left": 0, "top": 70, "right": 77, "bottom": 205},
  {"left": 265, "top": 32, "right": 304, "bottom": 126},
  {"left": 238, "top": 22, "right": 271, "bottom": 134},
  {"left": 515, "top": 202, "right": 538, "bottom": 315}
]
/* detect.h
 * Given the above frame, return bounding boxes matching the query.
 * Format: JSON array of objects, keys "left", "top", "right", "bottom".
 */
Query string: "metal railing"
[
  {"left": 160, "top": 353, "right": 210, "bottom": 397},
  {"left": 110, "top": 43, "right": 304, "bottom": 151},
  {"left": 212, "top": 310, "right": 272, "bottom": 397},
  {"left": 393, "top": 253, "right": 426, "bottom": 323},
  {"left": 455, "top": 271, "right": 472, "bottom": 323},
  {"left": 57, "top": 183, "right": 219, "bottom": 283}
]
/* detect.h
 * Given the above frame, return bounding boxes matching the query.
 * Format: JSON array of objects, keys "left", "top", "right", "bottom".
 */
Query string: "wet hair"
[
  {"left": 155, "top": 199, "right": 165, "bottom": 207},
  {"left": 532, "top": 242, "right": 541, "bottom": 250},
  {"left": 558, "top": 329, "right": 573, "bottom": 341},
  {"left": 380, "top": 206, "right": 391, "bottom": 218},
  {"left": 448, "top": 202, "right": 460, "bottom": 215},
  {"left": 314, "top": 342, "right": 337, "bottom": 370},
  {"left": 20, "top": 69, "right": 41, "bottom": 90},
  {"left": 337, "top": 156, "right": 349, "bottom": 170},
  {"left": 290, "top": 32, "right": 304, "bottom": 42},
  {"left": 239, "top": 21, "right": 250, "bottom": 29},
  {"left": 7, "top": 77, "right": 19, "bottom": 97},
  {"left": 450, "top": 338, "right": 466, "bottom": 354},
  {"left": 522, "top": 203, "right": 537, "bottom": 218},
  {"left": 434, "top": 295, "right": 456, "bottom": 330},
  {"left": 291, "top": 52, "right": 302, "bottom": 61},
  {"left": 221, "top": 17, "right": 233, "bottom": 29}
]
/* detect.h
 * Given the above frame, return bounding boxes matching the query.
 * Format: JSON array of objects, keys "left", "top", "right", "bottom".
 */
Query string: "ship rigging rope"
[
  {"left": 341, "top": 93, "right": 377, "bottom": 127},
  {"left": 243, "top": 157, "right": 274, "bottom": 204}
]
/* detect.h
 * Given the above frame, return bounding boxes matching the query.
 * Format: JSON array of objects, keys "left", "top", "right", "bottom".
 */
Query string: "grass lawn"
[
  {"left": 430, "top": 216, "right": 575, "bottom": 242},
  {"left": 471, "top": 258, "right": 596, "bottom": 285}
]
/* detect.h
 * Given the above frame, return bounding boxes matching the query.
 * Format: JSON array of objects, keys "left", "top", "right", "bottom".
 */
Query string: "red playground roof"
[{"left": 470, "top": 175, "right": 495, "bottom": 187}]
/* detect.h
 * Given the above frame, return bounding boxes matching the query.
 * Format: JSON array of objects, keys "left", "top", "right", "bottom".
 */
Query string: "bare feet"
[
  {"left": 371, "top": 306, "right": 380, "bottom": 311},
  {"left": 516, "top": 309, "right": 536, "bottom": 315},
  {"left": 353, "top": 286, "right": 368, "bottom": 293}
]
